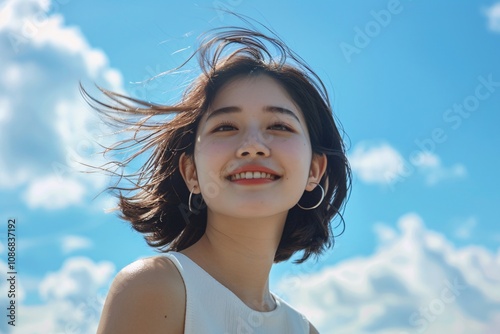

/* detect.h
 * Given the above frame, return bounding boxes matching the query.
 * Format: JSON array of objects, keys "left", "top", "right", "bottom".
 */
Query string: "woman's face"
[{"left": 185, "top": 74, "right": 324, "bottom": 219}]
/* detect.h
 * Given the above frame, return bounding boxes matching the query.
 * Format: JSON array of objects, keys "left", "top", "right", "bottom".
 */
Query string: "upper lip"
[{"left": 226, "top": 164, "right": 281, "bottom": 178}]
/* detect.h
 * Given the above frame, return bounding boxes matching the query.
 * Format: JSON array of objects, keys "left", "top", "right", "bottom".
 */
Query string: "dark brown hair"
[{"left": 82, "top": 27, "right": 351, "bottom": 263}]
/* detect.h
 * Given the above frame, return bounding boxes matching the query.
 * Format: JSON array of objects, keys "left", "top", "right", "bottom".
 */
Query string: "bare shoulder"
[
  {"left": 309, "top": 321, "right": 320, "bottom": 334},
  {"left": 97, "top": 255, "right": 185, "bottom": 334}
]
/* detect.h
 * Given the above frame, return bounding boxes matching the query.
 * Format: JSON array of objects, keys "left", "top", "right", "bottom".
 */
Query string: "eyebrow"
[{"left": 206, "top": 106, "right": 301, "bottom": 123}]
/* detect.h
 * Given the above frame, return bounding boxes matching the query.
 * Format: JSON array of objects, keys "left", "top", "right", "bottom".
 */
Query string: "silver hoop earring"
[
  {"left": 188, "top": 187, "right": 197, "bottom": 213},
  {"left": 297, "top": 184, "right": 325, "bottom": 210}
]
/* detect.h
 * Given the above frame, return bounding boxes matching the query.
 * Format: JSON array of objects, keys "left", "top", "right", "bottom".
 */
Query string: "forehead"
[{"left": 207, "top": 74, "right": 301, "bottom": 114}]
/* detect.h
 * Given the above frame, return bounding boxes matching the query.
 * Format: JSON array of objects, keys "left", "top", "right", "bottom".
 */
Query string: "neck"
[{"left": 181, "top": 211, "right": 287, "bottom": 312}]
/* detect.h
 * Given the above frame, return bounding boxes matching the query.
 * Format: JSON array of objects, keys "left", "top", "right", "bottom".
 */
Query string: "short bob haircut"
[{"left": 82, "top": 27, "right": 351, "bottom": 263}]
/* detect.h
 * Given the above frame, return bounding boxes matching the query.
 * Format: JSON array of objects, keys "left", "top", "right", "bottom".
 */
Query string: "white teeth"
[{"left": 229, "top": 172, "right": 277, "bottom": 181}]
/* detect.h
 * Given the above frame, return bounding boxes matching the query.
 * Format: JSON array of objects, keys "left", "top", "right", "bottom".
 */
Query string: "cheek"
[
  {"left": 195, "top": 139, "right": 234, "bottom": 160},
  {"left": 194, "top": 139, "right": 233, "bottom": 178},
  {"left": 274, "top": 138, "right": 312, "bottom": 172},
  {"left": 275, "top": 137, "right": 311, "bottom": 158}
]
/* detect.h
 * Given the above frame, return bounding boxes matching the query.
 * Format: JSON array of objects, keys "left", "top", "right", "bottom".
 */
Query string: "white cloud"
[
  {"left": 484, "top": 3, "right": 500, "bottom": 33},
  {"left": 348, "top": 142, "right": 405, "bottom": 185},
  {"left": 277, "top": 213, "right": 500, "bottom": 334},
  {"left": 23, "top": 175, "right": 85, "bottom": 210},
  {"left": 349, "top": 142, "right": 466, "bottom": 186},
  {"left": 39, "top": 256, "right": 114, "bottom": 301},
  {"left": 61, "top": 235, "right": 93, "bottom": 254},
  {"left": 413, "top": 151, "right": 466, "bottom": 186},
  {"left": 0, "top": 0, "right": 123, "bottom": 208},
  {"left": 373, "top": 222, "right": 398, "bottom": 243},
  {"left": 15, "top": 256, "right": 115, "bottom": 333}
]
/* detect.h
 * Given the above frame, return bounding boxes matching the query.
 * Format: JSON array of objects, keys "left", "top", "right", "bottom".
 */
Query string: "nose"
[{"left": 236, "top": 131, "right": 271, "bottom": 157}]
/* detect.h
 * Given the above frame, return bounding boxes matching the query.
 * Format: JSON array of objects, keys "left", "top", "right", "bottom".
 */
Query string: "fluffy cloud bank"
[
  {"left": 17, "top": 257, "right": 114, "bottom": 334},
  {"left": 0, "top": 243, "right": 114, "bottom": 334},
  {"left": 278, "top": 213, "right": 500, "bottom": 333},
  {"left": 0, "top": 0, "right": 123, "bottom": 209},
  {"left": 4, "top": 216, "right": 498, "bottom": 333}
]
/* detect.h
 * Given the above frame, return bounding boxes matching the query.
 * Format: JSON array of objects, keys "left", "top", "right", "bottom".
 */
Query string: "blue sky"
[{"left": 1, "top": 0, "right": 500, "bottom": 333}]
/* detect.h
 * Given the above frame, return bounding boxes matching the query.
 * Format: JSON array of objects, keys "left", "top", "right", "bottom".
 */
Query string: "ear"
[
  {"left": 305, "top": 153, "right": 327, "bottom": 192},
  {"left": 179, "top": 152, "right": 200, "bottom": 194}
]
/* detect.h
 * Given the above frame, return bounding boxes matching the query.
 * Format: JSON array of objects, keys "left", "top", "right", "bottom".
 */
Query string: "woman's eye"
[
  {"left": 213, "top": 123, "right": 237, "bottom": 132},
  {"left": 269, "top": 123, "right": 293, "bottom": 131}
]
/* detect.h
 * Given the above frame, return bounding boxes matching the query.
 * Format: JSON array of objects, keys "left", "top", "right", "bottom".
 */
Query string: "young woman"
[{"left": 86, "top": 27, "right": 350, "bottom": 334}]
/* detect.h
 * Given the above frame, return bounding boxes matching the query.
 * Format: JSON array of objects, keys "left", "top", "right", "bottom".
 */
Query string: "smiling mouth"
[{"left": 228, "top": 171, "right": 279, "bottom": 181}]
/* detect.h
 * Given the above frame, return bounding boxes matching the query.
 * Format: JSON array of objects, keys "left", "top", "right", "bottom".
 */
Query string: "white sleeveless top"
[{"left": 163, "top": 252, "right": 310, "bottom": 334}]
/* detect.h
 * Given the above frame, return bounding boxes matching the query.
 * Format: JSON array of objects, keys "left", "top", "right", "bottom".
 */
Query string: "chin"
[{"left": 232, "top": 205, "right": 289, "bottom": 219}]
